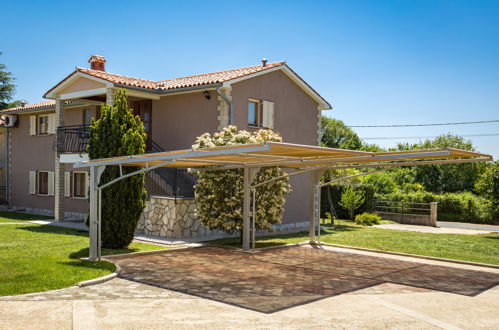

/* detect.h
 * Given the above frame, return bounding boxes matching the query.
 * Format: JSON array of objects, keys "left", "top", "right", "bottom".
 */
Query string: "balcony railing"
[
  {"left": 54, "top": 125, "right": 197, "bottom": 198},
  {"left": 54, "top": 125, "right": 90, "bottom": 154}
]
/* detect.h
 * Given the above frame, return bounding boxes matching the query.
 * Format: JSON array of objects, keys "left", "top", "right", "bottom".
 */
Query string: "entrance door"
[{"left": 133, "top": 100, "right": 152, "bottom": 150}]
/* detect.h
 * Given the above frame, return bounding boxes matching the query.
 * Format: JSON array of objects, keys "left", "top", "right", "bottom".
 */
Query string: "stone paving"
[{"left": 103, "top": 246, "right": 499, "bottom": 313}]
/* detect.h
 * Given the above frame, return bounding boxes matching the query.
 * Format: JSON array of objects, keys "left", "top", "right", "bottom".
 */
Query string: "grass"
[
  {"left": 0, "top": 210, "right": 54, "bottom": 223},
  {"left": 212, "top": 220, "right": 499, "bottom": 266},
  {"left": 0, "top": 222, "right": 169, "bottom": 296}
]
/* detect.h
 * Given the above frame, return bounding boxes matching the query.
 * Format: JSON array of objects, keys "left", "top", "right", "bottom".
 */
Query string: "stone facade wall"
[
  {"left": 136, "top": 197, "right": 224, "bottom": 239},
  {"left": 137, "top": 196, "right": 312, "bottom": 240}
]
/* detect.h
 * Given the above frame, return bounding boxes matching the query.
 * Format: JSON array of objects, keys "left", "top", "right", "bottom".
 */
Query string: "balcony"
[
  {"left": 54, "top": 125, "right": 90, "bottom": 154},
  {"left": 54, "top": 125, "right": 196, "bottom": 198}
]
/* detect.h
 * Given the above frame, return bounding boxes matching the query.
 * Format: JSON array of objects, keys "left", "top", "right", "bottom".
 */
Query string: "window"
[
  {"left": 248, "top": 100, "right": 260, "bottom": 126},
  {"left": 38, "top": 115, "right": 49, "bottom": 135},
  {"left": 38, "top": 171, "right": 49, "bottom": 195},
  {"left": 30, "top": 114, "right": 55, "bottom": 136},
  {"left": 83, "top": 109, "right": 93, "bottom": 126},
  {"left": 248, "top": 99, "right": 274, "bottom": 128},
  {"left": 73, "top": 172, "right": 87, "bottom": 198}
]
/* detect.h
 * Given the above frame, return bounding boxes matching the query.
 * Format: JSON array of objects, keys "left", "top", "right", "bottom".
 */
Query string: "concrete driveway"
[{"left": 1, "top": 245, "right": 498, "bottom": 329}]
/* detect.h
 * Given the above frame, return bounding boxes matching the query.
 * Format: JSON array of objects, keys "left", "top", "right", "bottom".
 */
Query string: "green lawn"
[
  {"left": 212, "top": 220, "right": 499, "bottom": 266},
  {"left": 0, "top": 210, "right": 54, "bottom": 222},
  {"left": 0, "top": 222, "right": 169, "bottom": 296}
]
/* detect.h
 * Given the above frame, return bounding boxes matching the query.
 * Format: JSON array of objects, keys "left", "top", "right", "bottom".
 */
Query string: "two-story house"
[{"left": 0, "top": 55, "right": 331, "bottom": 238}]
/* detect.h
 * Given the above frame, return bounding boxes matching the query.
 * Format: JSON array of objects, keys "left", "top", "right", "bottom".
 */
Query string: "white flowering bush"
[{"left": 190, "top": 126, "right": 291, "bottom": 235}]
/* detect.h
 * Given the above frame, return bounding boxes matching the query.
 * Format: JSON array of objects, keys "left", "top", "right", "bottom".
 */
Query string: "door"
[{"left": 133, "top": 100, "right": 152, "bottom": 150}]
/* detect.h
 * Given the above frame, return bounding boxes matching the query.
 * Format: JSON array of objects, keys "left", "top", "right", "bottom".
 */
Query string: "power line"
[
  {"left": 349, "top": 119, "right": 499, "bottom": 128},
  {"left": 363, "top": 133, "right": 499, "bottom": 140}
]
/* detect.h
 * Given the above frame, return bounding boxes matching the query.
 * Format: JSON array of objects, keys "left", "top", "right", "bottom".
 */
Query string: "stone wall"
[
  {"left": 136, "top": 196, "right": 224, "bottom": 239},
  {"left": 137, "top": 196, "right": 312, "bottom": 239}
]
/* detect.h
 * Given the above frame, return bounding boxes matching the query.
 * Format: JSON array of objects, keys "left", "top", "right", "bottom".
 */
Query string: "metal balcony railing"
[{"left": 54, "top": 125, "right": 90, "bottom": 154}]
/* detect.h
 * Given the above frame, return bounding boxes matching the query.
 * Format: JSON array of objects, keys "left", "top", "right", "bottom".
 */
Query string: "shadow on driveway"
[{"left": 108, "top": 246, "right": 499, "bottom": 313}]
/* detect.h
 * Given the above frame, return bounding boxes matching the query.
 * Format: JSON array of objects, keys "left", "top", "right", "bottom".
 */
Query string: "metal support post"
[
  {"left": 243, "top": 167, "right": 259, "bottom": 251},
  {"left": 309, "top": 170, "right": 323, "bottom": 243},
  {"left": 89, "top": 166, "right": 99, "bottom": 261},
  {"left": 243, "top": 167, "right": 251, "bottom": 251},
  {"left": 89, "top": 165, "right": 105, "bottom": 261},
  {"left": 316, "top": 184, "right": 322, "bottom": 243}
]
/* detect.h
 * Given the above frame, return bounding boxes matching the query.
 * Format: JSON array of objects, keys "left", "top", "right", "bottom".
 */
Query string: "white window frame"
[
  {"left": 72, "top": 171, "right": 88, "bottom": 199},
  {"left": 247, "top": 98, "right": 274, "bottom": 129},
  {"left": 36, "top": 170, "right": 49, "bottom": 196},
  {"left": 37, "top": 115, "right": 50, "bottom": 135},
  {"left": 247, "top": 99, "right": 261, "bottom": 127},
  {"left": 30, "top": 113, "right": 56, "bottom": 136}
]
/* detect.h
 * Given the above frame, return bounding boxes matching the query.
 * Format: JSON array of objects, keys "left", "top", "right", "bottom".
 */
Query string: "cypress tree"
[{"left": 88, "top": 89, "right": 147, "bottom": 249}]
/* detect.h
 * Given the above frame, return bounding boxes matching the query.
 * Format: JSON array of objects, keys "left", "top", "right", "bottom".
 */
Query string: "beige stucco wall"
[
  {"left": 9, "top": 107, "right": 92, "bottom": 215},
  {"left": 151, "top": 91, "right": 219, "bottom": 150},
  {"left": 58, "top": 77, "right": 106, "bottom": 95},
  {"left": 231, "top": 70, "right": 320, "bottom": 224},
  {"left": 231, "top": 70, "right": 319, "bottom": 145}
]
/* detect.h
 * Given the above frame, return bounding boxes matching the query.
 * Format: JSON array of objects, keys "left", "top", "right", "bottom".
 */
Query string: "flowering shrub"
[{"left": 190, "top": 126, "right": 291, "bottom": 234}]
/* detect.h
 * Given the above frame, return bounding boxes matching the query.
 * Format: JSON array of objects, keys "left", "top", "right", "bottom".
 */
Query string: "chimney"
[
  {"left": 261, "top": 58, "right": 267, "bottom": 67},
  {"left": 88, "top": 55, "right": 106, "bottom": 71}
]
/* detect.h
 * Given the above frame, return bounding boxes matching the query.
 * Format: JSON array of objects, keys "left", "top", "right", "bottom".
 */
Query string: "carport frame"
[{"left": 75, "top": 142, "right": 492, "bottom": 260}]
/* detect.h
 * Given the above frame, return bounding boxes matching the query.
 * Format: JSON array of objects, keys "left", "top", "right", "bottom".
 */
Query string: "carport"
[{"left": 74, "top": 142, "right": 492, "bottom": 260}]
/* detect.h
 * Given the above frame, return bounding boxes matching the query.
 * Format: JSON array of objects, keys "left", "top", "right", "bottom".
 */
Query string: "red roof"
[
  {"left": 40, "top": 61, "right": 330, "bottom": 109},
  {"left": 0, "top": 100, "right": 56, "bottom": 114},
  {"left": 0, "top": 100, "right": 76, "bottom": 114},
  {"left": 75, "top": 61, "right": 285, "bottom": 91}
]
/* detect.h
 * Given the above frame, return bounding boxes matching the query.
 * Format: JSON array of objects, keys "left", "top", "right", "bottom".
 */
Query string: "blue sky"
[{"left": 3, "top": 0, "right": 499, "bottom": 158}]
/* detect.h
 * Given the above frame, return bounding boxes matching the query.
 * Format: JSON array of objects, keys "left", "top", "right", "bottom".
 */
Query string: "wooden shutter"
[
  {"left": 48, "top": 171, "right": 55, "bottom": 196},
  {"left": 48, "top": 113, "right": 56, "bottom": 134},
  {"left": 64, "top": 172, "right": 71, "bottom": 197},
  {"left": 29, "top": 171, "right": 36, "bottom": 194},
  {"left": 262, "top": 101, "right": 274, "bottom": 129},
  {"left": 29, "top": 116, "right": 37, "bottom": 136}
]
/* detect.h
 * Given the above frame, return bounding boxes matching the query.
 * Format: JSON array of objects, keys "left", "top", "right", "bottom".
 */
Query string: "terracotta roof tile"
[
  {"left": 0, "top": 100, "right": 75, "bottom": 114},
  {"left": 77, "top": 68, "right": 158, "bottom": 89},
  {"left": 77, "top": 61, "right": 285, "bottom": 91},
  {"left": 0, "top": 100, "right": 56, "bottom": 114}
]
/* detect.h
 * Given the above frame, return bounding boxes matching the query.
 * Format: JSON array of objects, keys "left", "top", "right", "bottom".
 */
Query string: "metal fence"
[
  {"left": 375, "top": 200, "right": 438, "bottom": 226},
  {"left": 145, "top": 167, "right": 196, "bottom": 199},
  {"left": 54, "top": 125, "right": 90, "bottom": 153}
]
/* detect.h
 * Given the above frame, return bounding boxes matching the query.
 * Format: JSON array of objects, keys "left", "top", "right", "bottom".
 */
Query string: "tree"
[
  {"left": 87, "top": 89, "right": 147, "bottom": 249},
  {"left": 475, "top": 161, "right": 499, "bottom": 218},
  {"left": 191, "top": 126, "right": 291, "bottom": 238},
  {"left": 321, "top": 116, "right": 362, "bottom": 150},
  {"left": 361, "top": 171, "right": 397, "bottom": 194},
  {"left": 0, "top": 52, "right": 21, "bottom": 110},
  {"left": 339, "top": 186, "right": 365, "bottom": 219},
  {"left": 397, "top": 134, "right": 487, "bottom": 193}
]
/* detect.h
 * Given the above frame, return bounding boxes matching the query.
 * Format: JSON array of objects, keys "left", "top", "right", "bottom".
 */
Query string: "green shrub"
[
  {"left": 399, "top": 183, "right": 425, "bottom": 193},
  {"left": 355, "top": 212, "right": 381, "bottom": 226},
  {"left": 339, "top": 186, "right": 365, "bottom": 219},
  {"left": 378, "top": 190, "right": 497, "bottom": 224},
  {"left": 320, "top": 184, "right": 375, "bottom": 219},
  {"left": 361, "top": 172, "right": 397, "bottom": 194}
]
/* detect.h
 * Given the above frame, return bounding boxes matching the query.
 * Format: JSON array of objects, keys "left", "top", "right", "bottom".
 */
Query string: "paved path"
[
  {"left": 375, "top": 223, "right": 494, "bottom": 235},
  {"left": 1, "top": 245, "right": 498, "bottom": 329},
  {"left": 438, "top": 221, "right": 499, "bottom": 232}
]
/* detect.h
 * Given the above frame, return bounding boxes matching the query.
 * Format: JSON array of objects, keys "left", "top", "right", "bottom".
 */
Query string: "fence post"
[{"left": 430, "top": 202, "right": 438, "bottom": 227}]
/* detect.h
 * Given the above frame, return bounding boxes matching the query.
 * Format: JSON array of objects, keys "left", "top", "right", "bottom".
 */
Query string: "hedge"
[{"left": 378, "top": 191, "right": 497, "bottom": 224}]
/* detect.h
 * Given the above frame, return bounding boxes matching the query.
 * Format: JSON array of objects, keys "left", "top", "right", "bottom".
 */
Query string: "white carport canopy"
[{"left": 74, "top": 142, "right": 492, "bottom": 260}]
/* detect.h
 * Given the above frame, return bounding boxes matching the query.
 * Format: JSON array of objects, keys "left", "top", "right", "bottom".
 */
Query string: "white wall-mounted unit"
[{"left": 2, "top": 114, "right": 18, "bottom": 128}]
